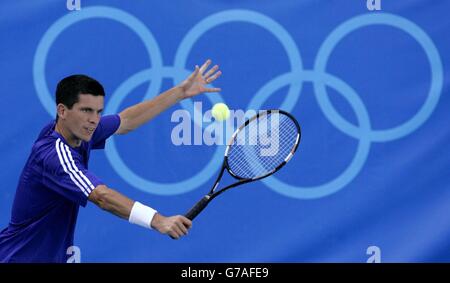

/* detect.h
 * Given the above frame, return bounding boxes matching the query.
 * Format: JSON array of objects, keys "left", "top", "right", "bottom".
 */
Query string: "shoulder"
[
  {"left": 90, "top": 114, "right": 121, "bottom": 149},
  {"left": 32, "top": 121, "right": 58, "bottom": 154},
  {"left": 32, "top": 134, "right": 58, "bottom": 160},
  {"left": 38, "top": 138, "right": 81, "bottom": 171}
]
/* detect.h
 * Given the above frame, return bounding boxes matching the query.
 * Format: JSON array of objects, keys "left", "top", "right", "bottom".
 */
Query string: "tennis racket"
[{"left": 185, "top": 109, "right": 301, "bottom": 220}]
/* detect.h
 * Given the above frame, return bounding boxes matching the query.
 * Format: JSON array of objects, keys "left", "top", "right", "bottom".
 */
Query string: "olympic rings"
[
  {"left": 314, "top": 13, "right": 443, "bottom": 142},
  {"left": 33, "top": 7, "right": 443, "bottom": 198}
]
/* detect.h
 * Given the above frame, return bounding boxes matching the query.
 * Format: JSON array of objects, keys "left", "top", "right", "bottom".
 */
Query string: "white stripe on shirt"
[
  {"left": 58, "top": 140, "right": 92, "bottom": 194},
  {"left": 55, "top": 139, "right": 89, "bottom": 197},
  {"left": 64, "top": 144, "right": 95, "bottom": 191}
]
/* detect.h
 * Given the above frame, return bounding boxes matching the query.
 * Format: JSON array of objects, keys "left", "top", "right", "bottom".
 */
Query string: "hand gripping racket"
[{"left": 185, "top": 110, "right": 301, "bottom": 220}]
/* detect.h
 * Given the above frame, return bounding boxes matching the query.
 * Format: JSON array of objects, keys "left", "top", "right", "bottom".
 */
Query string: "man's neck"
[{"left": 55, "top": 122, "right": 81, "bottom": 148}]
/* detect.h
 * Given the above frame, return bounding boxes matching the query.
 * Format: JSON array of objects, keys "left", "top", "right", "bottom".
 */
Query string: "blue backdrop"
[{"left": 1, "top": 0, "right": 449, "bottom": 262}]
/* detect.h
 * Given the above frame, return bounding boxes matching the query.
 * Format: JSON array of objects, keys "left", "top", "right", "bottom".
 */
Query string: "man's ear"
[{"left": 57, "top": 103, "right": 67, "bottom": 120}]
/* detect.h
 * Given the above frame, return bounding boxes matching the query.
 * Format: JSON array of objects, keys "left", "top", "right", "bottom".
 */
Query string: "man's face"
[{"left": 59, "top": 94, "right": 104, "bottom": 142}]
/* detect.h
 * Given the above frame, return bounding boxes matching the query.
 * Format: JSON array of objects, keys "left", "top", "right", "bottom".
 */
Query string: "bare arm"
[
  {"left": 89, "top": 185, "right": 192, "bottom": 239},
  {"left": 116, "top": 86, "right": 184, "bottom": 135},
  {"left": 116, "top": 59, "right": 222, "bottom": 134}
]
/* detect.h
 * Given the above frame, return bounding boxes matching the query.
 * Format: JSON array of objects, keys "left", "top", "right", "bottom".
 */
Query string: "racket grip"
[{"left": 185, "top": 195, "right": 211, "bottom": 220}]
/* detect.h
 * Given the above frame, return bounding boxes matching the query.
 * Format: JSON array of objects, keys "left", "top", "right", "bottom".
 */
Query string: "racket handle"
[{"left": 185, "top": 195, "right": 211, "bottom": 220}]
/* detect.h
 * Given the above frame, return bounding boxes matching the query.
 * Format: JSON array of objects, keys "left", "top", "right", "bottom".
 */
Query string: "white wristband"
[{"left": 129, "top": 201, "right": 157, "bottom": 229}]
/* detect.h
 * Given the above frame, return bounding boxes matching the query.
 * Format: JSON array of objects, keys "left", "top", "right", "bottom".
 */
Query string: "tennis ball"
[{"left": 211, "top": 103, "right": 230, "bottom": 121}]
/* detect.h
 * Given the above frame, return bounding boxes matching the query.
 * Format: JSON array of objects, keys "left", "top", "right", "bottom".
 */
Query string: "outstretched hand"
[{"left": 179, "top": 59, "right": 222, "bottom": 99}]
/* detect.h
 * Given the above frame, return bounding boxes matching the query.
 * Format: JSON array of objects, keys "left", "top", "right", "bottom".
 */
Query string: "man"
[{"left": 0, "top": 59, "right": 222, "bottom": 263}]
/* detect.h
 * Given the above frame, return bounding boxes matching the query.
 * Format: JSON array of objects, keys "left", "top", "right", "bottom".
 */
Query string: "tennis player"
[{"left": 0, "top": 59, "right": 222, "bottom": 263}]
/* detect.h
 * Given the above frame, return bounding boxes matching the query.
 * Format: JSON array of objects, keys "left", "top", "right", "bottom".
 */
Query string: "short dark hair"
[{"left": 55, "top": 74, "right": 105, "bottom": 109}]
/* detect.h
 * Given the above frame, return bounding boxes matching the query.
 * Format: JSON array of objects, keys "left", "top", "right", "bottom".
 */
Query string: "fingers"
[
  {"left": 187, "top": 65, "right": 200, "bottom": 81},
  {"left": 202, "top": 60, "right": 222, "bottom": 84},
  {"left": 204, "top": 87, "right": 222, "bottom": 93},
  {"left": 199, "top": 59, "right": 222, "bottom": 84},
  {"left": 181, "top": 59, "right": 221, "bottom": 98},
  {"left": 199, "top": 59, "right": 212, "bottom": 74},
  {"left": 203, "top": 64, "right": 219, "bottom": 79},
  {"left": 205, "top": 70, "right": 222, "bottom": 84},
  {"left": 166, "top": 215, "right": 192, "bottom": 240},
  {"left": 171, "top": 224, "right": 185, "bottom": 239},
  {"left": 181, "top": 216, "right": 193, "bottom": 229}
]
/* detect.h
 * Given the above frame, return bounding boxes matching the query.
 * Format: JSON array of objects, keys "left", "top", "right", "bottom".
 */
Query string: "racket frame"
[{"left": 185, "top": 110, "right": 301, "bottom": 220}]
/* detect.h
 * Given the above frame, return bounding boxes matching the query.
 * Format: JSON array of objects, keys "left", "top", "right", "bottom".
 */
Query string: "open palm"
[{"left": 180, "top": 59, "right": 222, "bottom": 98}]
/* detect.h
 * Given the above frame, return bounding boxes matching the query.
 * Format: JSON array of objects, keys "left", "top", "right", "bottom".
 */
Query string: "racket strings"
[
  {"left": 231, "top": 117, "right": 295, "bottom": 165},
  {"left": 236, "top": 119, "right": 296, "bottom": 175},
  {"left": 227, "top": 113, "right": 299, "bottom": 179},
  {"left": 229, "top": 119, "right": 296, "bottom": 178}
]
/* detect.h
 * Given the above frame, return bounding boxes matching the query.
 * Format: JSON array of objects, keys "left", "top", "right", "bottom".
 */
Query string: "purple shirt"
[{"left": 0, "top": 115, "right": 120, "bottom": 263}]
